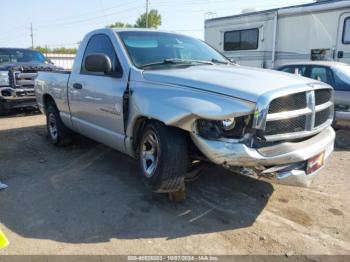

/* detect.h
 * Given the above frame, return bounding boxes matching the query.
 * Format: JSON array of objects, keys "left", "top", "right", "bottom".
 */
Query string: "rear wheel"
[
  {"left": 46, "top": 103, "right": 72, "bottom": 146},
  {"left": 139, "top": 121, "right": 188, "bottom": 193},
  {"left": 335, "top": 129, "right": 350, "bottom": 149}
]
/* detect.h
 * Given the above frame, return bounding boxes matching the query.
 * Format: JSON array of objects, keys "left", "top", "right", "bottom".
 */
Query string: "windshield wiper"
[
  {"left": 140, "top": 58, "right": 214, "bottom": 68},
  {"left": 211, "top": 58, "right": 230, "bottom": 64}
]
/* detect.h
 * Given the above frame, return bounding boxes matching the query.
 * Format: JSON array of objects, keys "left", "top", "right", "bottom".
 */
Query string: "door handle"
[{"left": 73, "top": 83, "right": 83, "bottom": 89}]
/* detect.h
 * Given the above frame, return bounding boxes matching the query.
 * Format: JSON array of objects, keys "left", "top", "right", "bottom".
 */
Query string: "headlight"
[
  {"left": 0, "top": 71, "right": 9, "bottom": 87},
  {"left": 222, "top": 118, "right": 236, "bottom": 131},
  {"left": 196, "top": 115, "right": 252, "bottom": 139}
]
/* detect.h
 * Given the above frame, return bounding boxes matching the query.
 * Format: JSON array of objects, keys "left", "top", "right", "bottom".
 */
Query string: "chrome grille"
[
  {"left": 265, "top": 116, "right": 306, "bottom": 136},
  {"left": 315, "top": 89, "right": 331, "bottom": 106},
  {"left": 268, "top": 92, "right": 306, "bottom": 113},
  {"left": 315, "top": 107, "right": 332, "bottom": 127},
  {"left": 12, "top": 71, "right": 38, "bottom": 88},
  {"left": 263, "top": 88, "right": 333, "bottom": 141}
]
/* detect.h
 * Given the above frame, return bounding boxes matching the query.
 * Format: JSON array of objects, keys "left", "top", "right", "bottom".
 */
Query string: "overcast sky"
[{"left": 0, "top": 0, "right": 314, "bottom": 49}]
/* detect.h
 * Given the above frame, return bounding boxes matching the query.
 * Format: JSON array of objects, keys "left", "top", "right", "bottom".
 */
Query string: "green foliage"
[
  {"left": 34, "top": 46, "right": 77, "bottom": 54},
  {"left": 107, "top": 22, "right": 134, "bottom": 28},
  {"left": 108, "top": 9, "right": 162, "bottom": 30},
  {"left": 135, "top": 9, "right": 161, "bottom": 28}
]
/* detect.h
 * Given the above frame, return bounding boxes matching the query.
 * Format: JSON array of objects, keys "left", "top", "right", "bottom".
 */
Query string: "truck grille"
[
  {"left": 268, "top": 92, "right": 306, "bottom": 113},
  {"left": 12, "top": 71, "right": 38, "bottom": 89},
  {"left": 263, "top": 89, "right": 333, "bottom": 141}
]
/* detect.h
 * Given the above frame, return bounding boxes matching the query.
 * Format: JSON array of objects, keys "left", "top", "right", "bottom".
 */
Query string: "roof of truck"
[
  {"left": 206, "top": 0, "right": 349, "bottom": 23},
  {"left": 111, "top": 28, "right": 172, "bottom": 33}
]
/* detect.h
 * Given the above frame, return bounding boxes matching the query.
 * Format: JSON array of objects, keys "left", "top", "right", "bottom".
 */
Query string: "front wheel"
[
  {"left": 139, "top": 121, "right": 188, "bottom": 193},
  {"left": 335, "top": 129, "right": 350, "bottom": 149},
  {"left": 0, "top": 100, "right": 9, "bottom": 116},
  {"left": 46, "top": 104, "right": 72, "bottom": 146}
]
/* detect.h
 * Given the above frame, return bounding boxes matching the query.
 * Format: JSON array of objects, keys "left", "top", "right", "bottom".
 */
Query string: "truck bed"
[{"left": 35, "top": 71, "right": 71, "bottom": 114}]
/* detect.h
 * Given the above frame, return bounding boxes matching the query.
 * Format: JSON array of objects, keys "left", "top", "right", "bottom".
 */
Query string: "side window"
[
  {"left": 81, "top": 34, "right": 122, "bottom": 75},
  {"left": 343, "top": 17, "right": 350, "bottom": 44},
  {"left": 280, "top": 66, "right": 307, "bottom": 76},
  {"left": 281, "top": 66, "right": 295, "bottom": 73},
  {"left": 224, "top": 29, "right": 259, "bottom": 51},
  {"left": 333, "top": 68, "right": 350, "bottom": 91},
  {"left": 310, "top": 67, "right": 332, "bottom": 85},
  {"left": 297, "top": 66, "right": 308, "bottom": 77}
]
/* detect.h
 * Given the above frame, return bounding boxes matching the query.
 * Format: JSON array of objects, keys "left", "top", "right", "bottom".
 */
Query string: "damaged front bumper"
[
  {"left": 191, "top": 126, "right": 335, "bottom": 187},
  {"left": 0, "top": 87, "right": 37, "bottom": 110}
]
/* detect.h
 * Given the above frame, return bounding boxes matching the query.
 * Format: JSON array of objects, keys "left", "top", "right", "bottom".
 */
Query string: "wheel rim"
[
  {"left": 141, "top": 130, "right": 160, "bottom": 178},
  {"left": 48, "top": 113, "right": 58, "bottom": 140}
]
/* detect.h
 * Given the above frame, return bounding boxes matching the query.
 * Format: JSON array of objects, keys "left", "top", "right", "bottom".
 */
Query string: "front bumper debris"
[{"left": 191, "top": 126, "right": 335, "bottom": 187}]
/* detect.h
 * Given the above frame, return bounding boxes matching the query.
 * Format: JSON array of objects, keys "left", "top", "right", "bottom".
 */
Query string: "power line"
[
  {"left": 37, "top": 0, "right": 141, "bottom": 25},
  {"left": 36, "top": 3, "right": 144, "bottom": 29}
]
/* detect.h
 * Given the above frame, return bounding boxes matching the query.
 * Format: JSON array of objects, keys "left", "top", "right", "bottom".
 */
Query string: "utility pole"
[
  {"left": 145, "top": 0, "right": 149, "bottom": 28},
  {"left": 30, "top": 23, "right": 34, "bottom": 49}
]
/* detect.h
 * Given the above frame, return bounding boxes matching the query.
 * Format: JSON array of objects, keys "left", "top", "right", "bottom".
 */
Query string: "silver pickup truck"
[{"left": 35, "top": 28, "right": 335, "bottom": 195}]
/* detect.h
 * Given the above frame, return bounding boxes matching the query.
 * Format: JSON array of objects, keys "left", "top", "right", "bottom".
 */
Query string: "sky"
[{"left": 0, "top": 0, "right": 315, "bottom": 49}]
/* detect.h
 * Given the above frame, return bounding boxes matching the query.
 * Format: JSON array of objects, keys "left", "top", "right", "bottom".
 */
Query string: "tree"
[
  {"left": 34, "top": 46, "right": 77, "bottom": 54},
  {"left": 135, "top": 9, "right": 161, "bottom": 28},
  {"left": 108, "top": 22, "right": 133, "bottom": 28}
]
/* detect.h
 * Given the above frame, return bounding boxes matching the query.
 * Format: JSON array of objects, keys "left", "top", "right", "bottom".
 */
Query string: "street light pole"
[
  {"left": 146, "top": 0, "right": 149, "bottom": 28},
  {"left": 30, "top": 23, "right": 34, "bottom": 49}
]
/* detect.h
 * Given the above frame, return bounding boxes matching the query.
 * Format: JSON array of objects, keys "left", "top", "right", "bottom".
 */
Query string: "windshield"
[
  {"left": 333, "top": 65, "right": 350, "bottom": 90},
  {"left": 118, "top": 31, "right": 229, "bottom": 69},
  {"left": 0, "top": 49, "right": 47, "bottom": 64}
]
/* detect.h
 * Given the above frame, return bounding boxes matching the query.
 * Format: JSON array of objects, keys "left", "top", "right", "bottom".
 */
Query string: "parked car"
[
  {"left": 35, "top": 29, "right": 335, "bottom": 198},
  {"left": 0, "top": 48, "right": 60, "bottom": 114},
  {"left": 276, "top": 61, "right": 350, "bottom": 148},
  {"left": 205, "top": 0, "right": 350, "bottom": 68}
]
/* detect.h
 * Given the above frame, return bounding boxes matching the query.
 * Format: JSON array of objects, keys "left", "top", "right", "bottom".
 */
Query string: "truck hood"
[
  {"left": 142, "top": 65, "right": 317, "bottom": 102},
  {"left": 0, "top": 62, "right": 60, "bottom": 71}
]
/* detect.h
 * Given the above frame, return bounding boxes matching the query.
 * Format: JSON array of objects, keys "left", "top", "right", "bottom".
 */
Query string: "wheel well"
[
  {"left": 131, "top": 117, "right": 196, "bottom": 155},
  {"left": 132, "top": 117, "right": 150, "bottom": 151},
  {"left": 42, "top": 94, "right": 56, "bottom": 111}
]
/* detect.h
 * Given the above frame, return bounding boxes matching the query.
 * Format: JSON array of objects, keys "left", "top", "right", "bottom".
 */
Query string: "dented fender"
[{"left": 126, "top": 77, "right": 255, "bottom": 137}]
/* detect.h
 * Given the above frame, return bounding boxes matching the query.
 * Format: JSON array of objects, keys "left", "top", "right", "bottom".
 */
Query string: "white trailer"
[{"left": 205, "top": 0, "right": 350, "bottom": 68}]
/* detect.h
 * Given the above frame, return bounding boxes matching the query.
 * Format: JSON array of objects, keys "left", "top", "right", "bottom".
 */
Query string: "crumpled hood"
[{"left": 142, "top": 65, "right": 318, "bottom": 102}]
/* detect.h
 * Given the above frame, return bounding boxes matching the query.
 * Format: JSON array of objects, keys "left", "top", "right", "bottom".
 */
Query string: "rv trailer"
[{"left": 205, "top": 0, "right": 350, "bottom": 68}]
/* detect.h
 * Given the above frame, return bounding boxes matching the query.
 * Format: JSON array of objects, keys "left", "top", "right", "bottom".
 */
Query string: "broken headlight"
[{"left": 196, "top": 115, "right": 252, "bottom": 139}]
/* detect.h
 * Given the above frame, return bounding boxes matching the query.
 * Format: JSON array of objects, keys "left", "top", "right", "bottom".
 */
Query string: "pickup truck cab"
[{"left": 35, "top": 29, "right": 335, "bottom": 195}]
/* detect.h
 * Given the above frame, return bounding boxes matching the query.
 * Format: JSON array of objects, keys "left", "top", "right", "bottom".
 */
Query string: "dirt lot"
[{"left": 0, "top": 111, "right": 349, "bottom": 255}]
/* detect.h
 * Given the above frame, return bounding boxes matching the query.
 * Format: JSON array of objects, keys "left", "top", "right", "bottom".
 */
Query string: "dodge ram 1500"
[{"left": 35, "top": 29, "right": 335, "bottom": 196}]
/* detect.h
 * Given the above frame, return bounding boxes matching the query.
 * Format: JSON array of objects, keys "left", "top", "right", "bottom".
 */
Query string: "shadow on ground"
[
  {"left": 0, "top": 123, "right": 273, "bottom": 243},
  {"left": 0, "top": 107, "right": 41, "bottom": 118}
]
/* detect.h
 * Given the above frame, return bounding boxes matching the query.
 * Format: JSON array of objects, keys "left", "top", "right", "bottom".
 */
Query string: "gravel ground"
[{"left": 0, "top": 111, "right": 349, "bottom": 255}]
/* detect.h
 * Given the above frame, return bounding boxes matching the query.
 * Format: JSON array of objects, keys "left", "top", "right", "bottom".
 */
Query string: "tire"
[
  {"left": 46, "top": 103, "right": 72, "bottom": 146},
  {"left": 335, "top": 129, "right": 350, "bottom": 149},
  {"left": 0, "top": 100, "right": 9, "bottom": 116},
  {"left": 139, "top": 121, "right": 188, "bottom": 193}
]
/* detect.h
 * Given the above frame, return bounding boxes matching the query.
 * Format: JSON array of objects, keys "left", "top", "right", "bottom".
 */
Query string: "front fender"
[{"left": 126, "top": 80, "right": 255, "bottom": 136}]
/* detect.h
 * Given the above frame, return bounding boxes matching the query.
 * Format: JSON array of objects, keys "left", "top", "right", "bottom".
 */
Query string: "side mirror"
[{"left": 84, "top": 53, "right": 112, "bottom": 74}]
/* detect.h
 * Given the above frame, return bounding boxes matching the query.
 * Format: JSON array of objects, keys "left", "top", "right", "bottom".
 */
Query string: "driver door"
[{"left": 68, "top": 34, "right": 127, "bottom": 152}]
